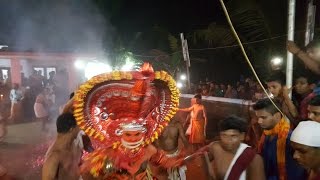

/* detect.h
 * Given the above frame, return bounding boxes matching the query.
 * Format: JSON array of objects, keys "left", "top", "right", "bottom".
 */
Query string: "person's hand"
[
  {"left": 282, "top": 86, "right": 292, "bottom": 99},
  {"left": 287, "top": 41, "right": 300, "bottom": 54}
]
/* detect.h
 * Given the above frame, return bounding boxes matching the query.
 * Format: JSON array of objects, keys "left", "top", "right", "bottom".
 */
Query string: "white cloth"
[
  {"left": 34, "top": 102, "right": 48, "bottom": 118},
  {"left": 74, "top": 130, "right": 85, "bottom": 150},
  {"left": 167, "top": 166, "right": 187, "bottom": 180},
  {"left": 185, "top": 111, "right": 193, "bottom": 135},
  {"left": 291, "top": 121, "right": 320, "bottom": 147},
  {"left": 165, "top": 149, "right": 187, "bottom": 180},
  {"left": 224, "top": 143, "right": 249, "bottom": 180}
]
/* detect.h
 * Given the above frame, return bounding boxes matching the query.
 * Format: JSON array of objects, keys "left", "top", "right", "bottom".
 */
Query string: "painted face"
[
  {"left": 308, "top": 105, "right": 320, "bottom": 123},
  {"left": 121, "top": 130, "right": 144, "bottom": 149},
  {"left": 291, "top": 142, "right": 320, "bottom": 169},
  {"left": 267, "top": 81, "right": 282, "bottom": 98},
  {"left": 255, "top": 109, "right": 279, "bottom": 130},
  {"left": 295, "top": 77, "right": 311, "bottom": 95},
  {"left": 220, "top": 129, "right": 244, "bottom": 152}
]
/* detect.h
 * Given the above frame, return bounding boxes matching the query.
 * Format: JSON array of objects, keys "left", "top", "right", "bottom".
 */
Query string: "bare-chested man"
[
  {"left": 153, "top": 117, "right": 189, "bottom": 180},
  {"left": 199, "top": 116, "right": 265, "bottom": 180},
  {"left": 179, "top": 94, "right": 207, "bottom": 151},
  {"left": 42, "top": 113, "right": 82, "bottom": 180}
]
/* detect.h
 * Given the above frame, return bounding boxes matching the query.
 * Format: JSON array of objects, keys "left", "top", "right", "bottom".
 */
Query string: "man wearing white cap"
[{"left": 291, "top": 121, "right": 320, "bottom": 180}]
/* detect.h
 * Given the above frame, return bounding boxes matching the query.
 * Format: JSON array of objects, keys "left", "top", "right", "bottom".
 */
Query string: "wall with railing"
[{"left": 177, "top": 94, "right": 253, "bottom": 139}]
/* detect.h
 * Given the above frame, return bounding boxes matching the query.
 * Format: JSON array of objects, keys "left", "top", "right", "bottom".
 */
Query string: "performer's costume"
[
  {"left": 73, "top": 63, "right": 180, "bottom": 179},
  {"left": 258, "top": 117, "right": 306, "bottom": 180}
]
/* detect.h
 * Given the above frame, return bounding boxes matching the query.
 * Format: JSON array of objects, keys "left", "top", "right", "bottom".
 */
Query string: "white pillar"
[{"left": 286, "top": 0, "right": 296, "bottom": 98}]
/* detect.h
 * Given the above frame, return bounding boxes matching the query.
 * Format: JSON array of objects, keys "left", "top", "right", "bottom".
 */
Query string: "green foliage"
[
  {"left": 192, "top": 23, "right": 237, "bottom": 46},
  {"left": 168, "top": 34, "right": 179, "bottom": 51}
]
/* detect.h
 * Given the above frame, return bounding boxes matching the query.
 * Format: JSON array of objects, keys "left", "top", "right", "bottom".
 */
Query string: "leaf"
[{"left": 168, "top": 34, "right": 179, "bottom": 51}]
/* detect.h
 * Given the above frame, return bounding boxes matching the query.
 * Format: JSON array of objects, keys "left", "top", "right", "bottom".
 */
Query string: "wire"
[
  {"left": 130, "top": 27, "right": 320, "bottom": 58},
  {"left": 189, "top": 34, "right": 287, "bottom": 51},
  {"left": 130, "top": 32, "right": 292, "bottom": 58},
  {"left": 218, "top": 0, "right": 286, "bottom": 117}
]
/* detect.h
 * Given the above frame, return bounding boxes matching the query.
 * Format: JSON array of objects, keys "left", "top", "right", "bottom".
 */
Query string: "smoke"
[{"left": 0, "top": 0, "right": 114, "bottom": 53}]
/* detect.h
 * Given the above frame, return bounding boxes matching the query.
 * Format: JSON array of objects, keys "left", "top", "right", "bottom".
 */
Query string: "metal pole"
[
  {"left": 180, "top": 33, "right": 191, "bottom": 91},
  {"left": 286, "top": 0, "right": 296, "bottom": 98},
  {"left": 305, "top": 0, "right": 316, "bottom": 46}
]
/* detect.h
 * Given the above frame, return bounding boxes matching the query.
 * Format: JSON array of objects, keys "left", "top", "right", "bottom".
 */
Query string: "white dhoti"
[
  {"left": 34, "top": 102, "right": 48, "bottom": 118},
  {"left": 166, "top": 149, "right": 187, "bottom": 180}
]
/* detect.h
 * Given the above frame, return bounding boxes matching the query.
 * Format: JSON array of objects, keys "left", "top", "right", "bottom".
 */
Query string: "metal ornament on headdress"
[{"left": 120, "top": 120, "right": 147, "bottom": 132}]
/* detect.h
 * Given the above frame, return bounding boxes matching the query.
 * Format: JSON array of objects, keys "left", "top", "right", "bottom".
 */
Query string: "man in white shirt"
[{"left": 9, "top": 83, "right": 23, "bottom": 122}]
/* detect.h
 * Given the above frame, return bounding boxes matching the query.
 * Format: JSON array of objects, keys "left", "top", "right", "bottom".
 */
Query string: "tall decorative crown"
[{"left": 73, "top": 62, "right": 180, "bottom": 149}]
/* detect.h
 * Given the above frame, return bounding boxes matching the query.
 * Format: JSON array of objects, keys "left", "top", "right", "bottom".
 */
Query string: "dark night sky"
[
  {"left": 0, "top": 0, "right": 234, "bottom": 52},
  {"left": 0, "top": 0, "right": 318, "bottom": 52},
  {"left": 112, "top": 0, "right": 223, "bottom": 34},
  {"left": 0, "top": 0, "right": 319, "bottom": 82}
]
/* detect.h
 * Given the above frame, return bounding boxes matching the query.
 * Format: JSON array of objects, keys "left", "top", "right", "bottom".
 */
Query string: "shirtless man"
[
  {"left": 179, "top": 94, "right": 207, "bottom": 151},
  {"left": 42, "top": 113, "right": 82, "bottom": 180},
  {"left": 199, "top": 116, "right": 265, "bottom": 180},
  {"left": 153, "top": 118, "right": 189, "bottom": 180}
]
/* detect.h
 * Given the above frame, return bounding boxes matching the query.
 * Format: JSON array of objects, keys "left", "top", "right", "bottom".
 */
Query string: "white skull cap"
[{"left": 290, "top": 121, "right": 320, "bottom": 147}]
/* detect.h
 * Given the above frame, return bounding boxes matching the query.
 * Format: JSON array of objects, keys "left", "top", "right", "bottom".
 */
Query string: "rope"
[{"left": 218, "top": 0, "right": 285, "bottom": 116}]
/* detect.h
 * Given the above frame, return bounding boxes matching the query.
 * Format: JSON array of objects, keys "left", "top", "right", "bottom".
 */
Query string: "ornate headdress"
[{"left": 73, "top": 62, "right": 179, "bottom": 150}]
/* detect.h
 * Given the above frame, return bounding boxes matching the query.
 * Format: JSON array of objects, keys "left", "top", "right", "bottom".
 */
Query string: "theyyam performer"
[{"left": 73, "top": 62, "right": 187, "bottom": 179}]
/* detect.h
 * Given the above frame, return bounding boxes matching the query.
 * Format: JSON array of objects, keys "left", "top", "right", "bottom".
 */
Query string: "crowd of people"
[
  {"left": 37, "top": 92, "right": 320, "bottom": 180},
  {"left": 40, "top": 60, "right": 320, "bottom": 180},
  {"left": 191, "top": 77, "right": 265, "bottom": 101},
  {"left": 0, "top": 39, "right": 320, "bottom": 180},
  {"left": 0, "top": 69, "right": 70, "bottom": 128}
]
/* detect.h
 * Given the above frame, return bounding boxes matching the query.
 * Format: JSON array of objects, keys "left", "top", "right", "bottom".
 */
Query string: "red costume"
[{"left": 73, "top": 63, "right": 181, "bottom": 179}]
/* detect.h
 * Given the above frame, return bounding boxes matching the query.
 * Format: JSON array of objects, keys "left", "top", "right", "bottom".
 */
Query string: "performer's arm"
[
  {"left": 247, "top": 154, "right": 266, "bottom": 180},
  {"left": 151, "top": 149, "right": 184, "bottom": 168},
  {"left": 42, "top": 153, "right": 60, "bottom": 180},
  {"left": 287, "top": 41, "right": 320, "bottom": 74},
  {"left": 178, "top": 106, "right": 193, "bottom": 112},
  {"left": 196, "top": 142, "right": 214, "bottom": 161}
]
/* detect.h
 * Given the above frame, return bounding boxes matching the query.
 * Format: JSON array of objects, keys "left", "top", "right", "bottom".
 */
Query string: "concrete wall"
[{"left": 177, "top": 94, "right": 252, "bottom": 139}]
